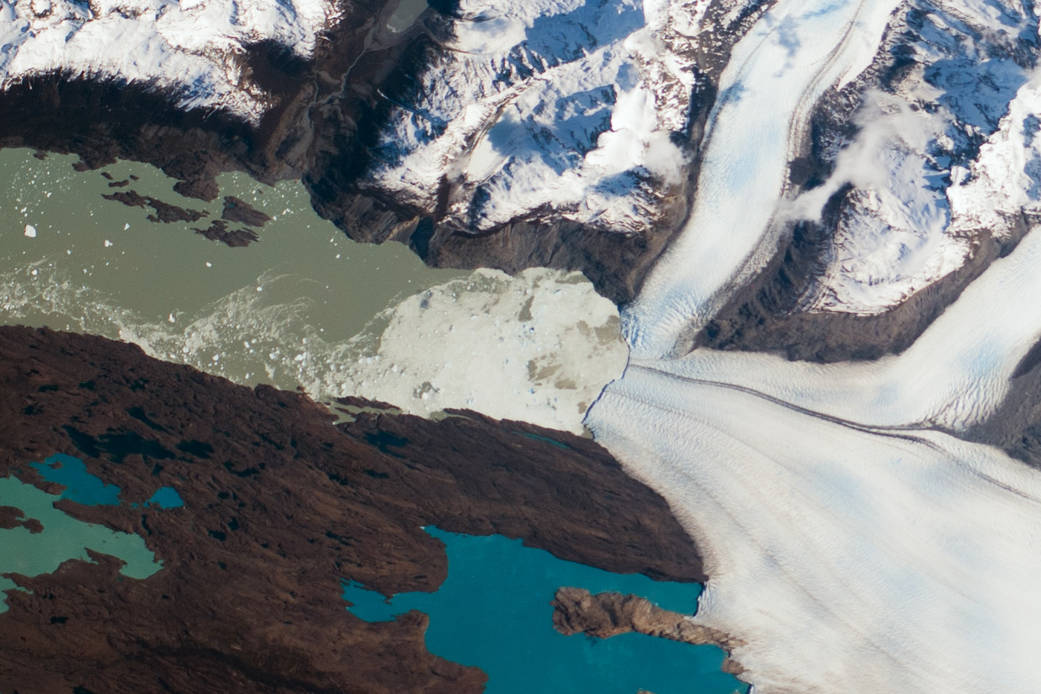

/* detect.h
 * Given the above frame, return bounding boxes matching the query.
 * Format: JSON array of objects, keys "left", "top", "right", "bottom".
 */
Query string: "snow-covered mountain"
[
  {"left": 360, "top": 0, "right": 700, "bottom": 234},
  {"left": 589, "top": 1, "right": 1041, "bottom": 692},
  {"left": 793, "top": 0, "right": 1040, "bottom": 316},
  {"left": 3, "top": 0, "right": 1039, "bottom": 331},
  {"left": 352, "top": 0, "right": 788, "bottom": 236},
  {"left": 0, "top": 0, "right": 339, "bottom": 121}
]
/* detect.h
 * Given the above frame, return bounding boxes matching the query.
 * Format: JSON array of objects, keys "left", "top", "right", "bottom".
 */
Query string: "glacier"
[
  {"left": 5, "top": 0, "right": 1041, "bottom": 689},
  {"left": 622, "top": 0, "right": 901, "bottom": 359},
  {"left": 587, "top": 0, "right": 1041, "bottom": 692}
]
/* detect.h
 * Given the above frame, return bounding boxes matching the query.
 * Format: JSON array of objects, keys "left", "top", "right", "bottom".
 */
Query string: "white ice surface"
[
  {"left": 622, "top": 0, "right": 900, "bottom": 358},
  {"left": 586, "top": 2, "right": 1041, "bottom": 692},
  {"left": 588, "top": 367, "right": 1041, "bottom": 693},
  {"left": 627, "top": 223, "right": 1041, "bottom": 434},
  {"left": 0, "top": 0, "right": 338, "bottom": 121}
]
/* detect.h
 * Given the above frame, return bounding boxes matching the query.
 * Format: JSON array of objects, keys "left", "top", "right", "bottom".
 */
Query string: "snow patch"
[
  {"left": 948, "top": 65, "right": 1041, "bottom": 237},
  {"left": 362, "top": 0, "right": 700, "bottom": 234},
  {"left": 0, "top": 0, "right": 339, "bottom": 121},
  {"left": 791, "top": 0, "right": 1038, "bottom": 314}
]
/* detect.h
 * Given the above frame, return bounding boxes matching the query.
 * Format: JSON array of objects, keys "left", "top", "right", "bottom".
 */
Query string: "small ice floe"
[
  {"left": 23, "top": 224, "right": 36, "bottom": 238},
  {"left": 205, "top": 261, "right": 212, "bottom": 268},
  {"left": 123, "top": 223, "right": 130, "bottom": 230},
  {"left": 103, "top": 239, "right": 113, "bottom": 247}
]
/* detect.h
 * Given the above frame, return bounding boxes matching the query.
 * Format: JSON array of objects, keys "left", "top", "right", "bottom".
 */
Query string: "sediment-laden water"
[{"left": 0, "top": 148, "right": 625, "bottom": 432}]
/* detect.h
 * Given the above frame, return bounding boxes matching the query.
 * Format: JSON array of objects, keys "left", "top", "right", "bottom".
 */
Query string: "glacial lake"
[
  {"left": 344, "top": 527, "right": 749, "bottom": 694},
  {"left": 0, "top": 146, "right": 626, "bottom": 433},
  {"left": 0, "top": 147, "right": 463, "bottom": 394}
]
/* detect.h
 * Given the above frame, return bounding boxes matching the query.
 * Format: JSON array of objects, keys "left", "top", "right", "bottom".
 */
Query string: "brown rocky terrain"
[
  {"left": 551, "top": 587, "right": 744, "bottom": 676},
  {"left": 0, "top": 325, "right": 703, "bottom": 693}
]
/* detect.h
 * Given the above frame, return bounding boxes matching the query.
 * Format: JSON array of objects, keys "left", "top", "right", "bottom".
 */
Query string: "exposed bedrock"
[
  {"left": 966, "top": 337, "right": 1041, "bottom": 465},
  {"left": 700, "top": 193, "right": 1038, "bottom": 362},
  {"left": 0, "top": 325, "right": 702, "bottom": 692},
  {"left": 551, "top": 587, "right": 743, "bottom": 659},
  {"left": 0, "top": 0, "right": 407, "bottom": 199},
  {"left": 5, "top": 0, "right": 1040, "bottom": 336}
]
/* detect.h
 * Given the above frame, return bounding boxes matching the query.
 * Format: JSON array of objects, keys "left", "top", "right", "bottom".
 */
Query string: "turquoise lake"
[
  {"left": 343, "top": 528, "right": 748, "bottom": 694},
  {"left": 31, "top": 453, "right": 121, "bottom": 505},
  {"left": 30, "top": 453, "right": 183, "bottom": 509}
]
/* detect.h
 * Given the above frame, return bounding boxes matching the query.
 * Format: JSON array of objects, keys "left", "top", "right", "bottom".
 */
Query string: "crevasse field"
[{"left": 589, "top": 0, "right": 1041, "bottom": 691}]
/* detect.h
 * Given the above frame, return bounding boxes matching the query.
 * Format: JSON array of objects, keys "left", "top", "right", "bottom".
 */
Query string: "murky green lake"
[
  {"left": 0, "top": 147, "right": 462, "bottom": 391},
  {"left": 0, "top": 459, "right": 162, "bottom": 612}
]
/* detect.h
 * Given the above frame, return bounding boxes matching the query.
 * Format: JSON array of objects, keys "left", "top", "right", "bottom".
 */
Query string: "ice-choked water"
[{"left": 588, "top": 0, "right": 1041, "bottom": 691}]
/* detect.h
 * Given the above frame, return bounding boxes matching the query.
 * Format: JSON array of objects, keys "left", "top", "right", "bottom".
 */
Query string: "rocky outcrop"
[
  {"left": 222, "top": 195, "right": 273, "bottom": 227},
  {"left": 309, "top": 0, "right": 776, "bottom": 304},
  {"left": 551, "top": 587, "right": 744, "bottom": 675},
  {"left": 0, "top": 326, "right": 703, "bottom": 693},
  {"left": 0, "top": 0, "right": 410, "bottom": 198}
]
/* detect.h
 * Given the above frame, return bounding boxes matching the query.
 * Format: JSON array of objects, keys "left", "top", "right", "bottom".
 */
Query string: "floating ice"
[{"left": 0, "top": 265, "right": 624, "bottom": 434}]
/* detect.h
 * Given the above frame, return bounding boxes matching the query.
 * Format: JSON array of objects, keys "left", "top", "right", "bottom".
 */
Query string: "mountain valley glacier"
[{"left": 590, "top": 0, "right": 1041, "bottom": 691}]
